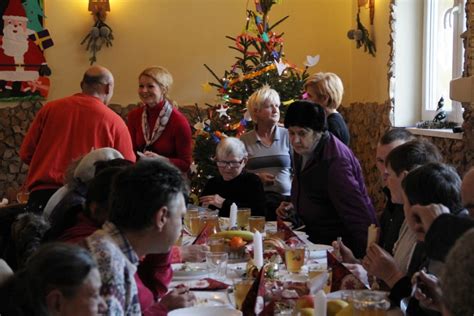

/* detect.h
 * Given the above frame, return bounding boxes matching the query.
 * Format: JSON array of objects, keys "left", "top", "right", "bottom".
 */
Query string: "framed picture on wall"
[{"left": 0, "top": 0, "right": 54, "bottom": 102}]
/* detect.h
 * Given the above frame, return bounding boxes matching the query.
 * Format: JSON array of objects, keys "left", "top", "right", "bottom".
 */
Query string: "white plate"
[
  {"left": 307, "top": 244, "right": 333, "bottom": 259},
  {"left": 172, "top": 263, "right": 208, "bottom": 280},
  {"left": 194, "top": 291, "right": 232, "bottom": 307},
  {"left": 168, "top": 306, "right": 242, "bottom": 316}
]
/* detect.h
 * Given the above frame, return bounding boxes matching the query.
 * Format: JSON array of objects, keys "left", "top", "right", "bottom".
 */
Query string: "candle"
[
  {"left": 253, "top": 230, "right": 263, "bottom": 269},
  {"left": 314, "top": 290, "right": 327, "bottom": 316},
  {"left": 229, "top": 203, "right": 238, "bottom": 229}
]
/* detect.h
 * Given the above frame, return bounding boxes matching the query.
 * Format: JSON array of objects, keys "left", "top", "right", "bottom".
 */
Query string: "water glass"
[
  {"left": 206, "top": 252, "right": 228, "bottom": 280},
  {"left": 352, "top": 290, "right": 390, "bottom": 316}
]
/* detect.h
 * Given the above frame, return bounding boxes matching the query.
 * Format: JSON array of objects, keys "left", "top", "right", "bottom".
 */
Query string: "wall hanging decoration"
[
  {"left": 347, "top": 0, "right": 376, "bottom": 57},
  {"left": 0, "top": 0, "right": 54, "bottom": 102},
  {"left": 81, "top": 0, "right": 113, "bottom": 65}
]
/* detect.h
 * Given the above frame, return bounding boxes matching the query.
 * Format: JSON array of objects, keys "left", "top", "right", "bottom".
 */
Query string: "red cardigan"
[{"left": 127, "top": 103, "right": 192, "bottom": 173}]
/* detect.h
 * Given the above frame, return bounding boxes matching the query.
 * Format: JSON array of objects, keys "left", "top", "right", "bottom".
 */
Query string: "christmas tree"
[{"left": 189, "top": 0, "right": 317, "bottom": 202}]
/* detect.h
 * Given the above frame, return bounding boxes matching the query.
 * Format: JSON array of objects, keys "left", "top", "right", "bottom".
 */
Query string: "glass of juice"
[
  {"left": 189, "top": 213, "right": 203, "bottom": 236},
  {"left": 285, "top": 245, "right": 306, "bottom": 273},
  {"left": 184, "top": 205, "right": 199, "bottom": 234},
  {"left": 237, "top": 208, "right": 251, "bottom": 230},
  {"left": 233, "top": 279, "right": 254, "bottom": 310},
  {"left": 208, "top": 237, "right": 226, "bottom": 253},
  {"left": 248, "top": 216, "right": 265, "bottom": 233},
  {"left": 200, "top": 210, "right": 220, "bottom": 234}
]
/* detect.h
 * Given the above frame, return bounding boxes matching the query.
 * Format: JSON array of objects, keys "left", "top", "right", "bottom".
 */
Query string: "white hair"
[
  {"left": 246, "top": 85, "right": 281, "bottom": 121},
  {"left": 215, "top": 137, "right": 247, "bottom": 160}
]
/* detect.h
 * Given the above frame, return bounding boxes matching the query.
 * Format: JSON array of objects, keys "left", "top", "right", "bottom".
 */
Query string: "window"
[{"left": 422, "top": 0, "right": 465, "bottom": 122}]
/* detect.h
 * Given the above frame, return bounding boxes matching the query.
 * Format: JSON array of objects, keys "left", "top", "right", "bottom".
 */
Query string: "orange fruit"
[{"left": 229, "top": 236, "right": 244, "bottom": 249}]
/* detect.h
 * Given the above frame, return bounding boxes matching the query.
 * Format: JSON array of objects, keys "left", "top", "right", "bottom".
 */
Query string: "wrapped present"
[
  {"left": 327, "top": 251, "right": 368, "bottom": 292},
  {"left": 28, "top": 29, "right": 54, "bottom": 51}
]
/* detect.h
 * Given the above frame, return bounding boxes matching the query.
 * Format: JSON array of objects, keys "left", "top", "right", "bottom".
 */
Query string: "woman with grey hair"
[
  {"left": 199, "top": 137, "right": 266, "bottom": 217},
  {"left": 240, "top": 85, "right": 292, "bottom": 220}
]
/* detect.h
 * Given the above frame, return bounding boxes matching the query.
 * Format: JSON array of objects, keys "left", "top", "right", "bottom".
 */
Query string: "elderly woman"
[
  {"left": 0, "top": 243, "right": 106, "bottom": 316},
  {"left": 127, "top": 66, "right": 192, "bottom": 173},
  {"left": 304, "top": 72, "right": 350, "bottom": 145},
  {"left": 276, "top": 101, "right": 376, "bottom": 257},
  {"left": 240, "top": 86, "right": 292, "bottom": 220},
  {"left": 200, "top": 137, "right": 266, "bottom": 218}
]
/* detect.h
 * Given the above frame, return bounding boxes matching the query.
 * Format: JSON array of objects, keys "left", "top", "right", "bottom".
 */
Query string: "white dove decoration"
[
  {"left": 274, "top": 60, "right": 288, "bottom": 76},
  {"left": 304, "top": 55, "right": 320, "bottom": 67}
]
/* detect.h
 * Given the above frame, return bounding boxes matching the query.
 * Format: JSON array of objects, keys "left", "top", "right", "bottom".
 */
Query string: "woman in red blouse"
[{"left": 127, "top": 66, "right": 192, "bottom": 173}]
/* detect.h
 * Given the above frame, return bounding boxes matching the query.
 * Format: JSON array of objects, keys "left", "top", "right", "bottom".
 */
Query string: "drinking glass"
[
  {"left": 208, "top": 237, "right": 226, "bottom": 253},
  {"left": 206, "top": 252, "right": 228, "bottom": 280},
  {"left": 189, "top": 213, "right": 203, "bottom": 236},
  {"left": 248, "top": 216, "right": 265, "bottom": 233},
  {"left": 284, "top": 245, "right": 306, "bottom": 273},
  {"left": 233, "top": 279, "right": 253, "bottom": 310},
  {"left": 200, "top": 210, "right": 220, "bottom": 234},
  {"left": 237, "top": 208, "right": 251, "bottom": 229},
  {"left": 184, "top": 205, "right": 199, "bottom": 234},
  {"left": 352, "top": 290, "right": 390, "bottom": 316},
  {"left": 266, "top": 228, "right": 285, "bottom": 240}
]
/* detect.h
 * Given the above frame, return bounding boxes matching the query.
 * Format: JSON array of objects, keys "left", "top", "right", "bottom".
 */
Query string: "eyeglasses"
[{"left": 215, "top": 160, "right": 244, "bottom": 168}]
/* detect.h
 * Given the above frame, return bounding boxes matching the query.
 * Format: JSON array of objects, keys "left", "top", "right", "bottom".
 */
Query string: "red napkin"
[
  {"left": 327, "top": 250, "right": 368, "bottom": 291},
  {"left": 277, "top": 219, "right": 304, "bottom": 243},
  {"left": 192, "top": 223, "right": 212, "bottom": 245},
  {"left": 187, "top": 278, "right": 230, "bottom": 291},
  {"left": 241, "top": 267, "right": 266, "bottom": 315}
]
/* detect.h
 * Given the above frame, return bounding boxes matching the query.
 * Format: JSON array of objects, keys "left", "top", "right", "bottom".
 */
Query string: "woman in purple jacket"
[{"left": 276, "top": 101, "right": 377, "bottom": 257}]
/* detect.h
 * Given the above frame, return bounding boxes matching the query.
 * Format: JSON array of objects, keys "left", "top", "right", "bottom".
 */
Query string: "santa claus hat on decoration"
[{"left": 2, "top": 0, "right": 28, "bottom": 22}]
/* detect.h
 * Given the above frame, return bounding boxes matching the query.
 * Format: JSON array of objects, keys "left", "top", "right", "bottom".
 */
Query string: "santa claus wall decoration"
[{"left": 0, "top": 0, "right": 54, "bottom": 101}]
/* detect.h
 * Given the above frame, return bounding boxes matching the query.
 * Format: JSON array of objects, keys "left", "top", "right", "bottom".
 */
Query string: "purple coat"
[{"left": 291, "top": 132, "right": 377, "bottom": 257}]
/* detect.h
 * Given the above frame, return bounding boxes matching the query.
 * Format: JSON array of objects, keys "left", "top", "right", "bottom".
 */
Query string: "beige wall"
[{"left": 36, "top": 0, "right": 365, "bottom": 107}]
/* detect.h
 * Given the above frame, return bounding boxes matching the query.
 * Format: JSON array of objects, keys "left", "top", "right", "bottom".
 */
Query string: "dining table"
[{"left": 168, "top": 220, "right": 403, "bottom": 316}]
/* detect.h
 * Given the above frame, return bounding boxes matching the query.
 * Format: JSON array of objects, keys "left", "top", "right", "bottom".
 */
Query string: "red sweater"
[
  {"left": 127, "top": 103, "right": 192, "bottom": 173},
  {"left": 20, "top": 93, "right": 136, "bottom": 192}
]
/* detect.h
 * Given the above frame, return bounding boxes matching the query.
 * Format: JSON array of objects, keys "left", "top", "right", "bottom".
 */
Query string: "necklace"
[{"left": 141, "top": 100, "right": 172, "bottom": 147}]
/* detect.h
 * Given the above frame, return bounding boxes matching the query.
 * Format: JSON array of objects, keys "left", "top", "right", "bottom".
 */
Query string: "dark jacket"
[
  {"left": 291, "top": 132, "right": 377, "bottom": 257},
  {"left": 379, "top": 187, "right": 405, "bottom": 255}
]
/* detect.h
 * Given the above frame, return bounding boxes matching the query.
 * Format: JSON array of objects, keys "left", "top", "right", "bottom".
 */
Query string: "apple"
[
  {"left": 295, "top": 294, "right": 315, "bottom": 310},
  {"left": 298, "top": 307, "right": 314, "bottom": 316}
]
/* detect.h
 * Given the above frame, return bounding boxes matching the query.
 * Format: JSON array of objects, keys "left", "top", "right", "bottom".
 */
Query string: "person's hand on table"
[
  {"left": 276, "top": 201, "right": 294, "bottom": 219},
  {"left": 181, "top": 244, "right": 209, "bottom": 262},
  {"left": 407, "top": 204, "right": 449, "bottom": 241},
  {"left": 199, "top": 194, "right": 225, "bottom": 209},
  {"left": 160, "top": 285, "right": 196, "bottom": 311},
  {"left": 331, "top": 239, "right": 360, "bottom": 264},
  {"left": 256, "top": 172, "right": 276, "bottom": 186},
  {"left": 412, "top": 270, "right": 443, "bottom": 312},
  {"left": 362, "top": 243, "right": 404, "bottom": 288}
]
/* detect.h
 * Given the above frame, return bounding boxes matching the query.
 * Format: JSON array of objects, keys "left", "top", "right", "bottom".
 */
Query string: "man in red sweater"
[{"left": 20, "top": 65, "right": 135, "bottom": 213}]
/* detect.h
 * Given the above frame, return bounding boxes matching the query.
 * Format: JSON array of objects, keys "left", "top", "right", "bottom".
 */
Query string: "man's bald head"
[
  {"left": 462, "top": 167, "right": 474, "bottom": 217},
  {"left": 80, "top": 65, "right": 114, "bottom": 104}
]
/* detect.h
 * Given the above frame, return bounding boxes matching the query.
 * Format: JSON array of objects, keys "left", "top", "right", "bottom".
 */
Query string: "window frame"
[{"left": 421, "top": 0, "right": 465, "bottom": 123}]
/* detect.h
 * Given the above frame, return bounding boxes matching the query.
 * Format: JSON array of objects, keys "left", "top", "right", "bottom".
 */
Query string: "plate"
[
  {"left": 194, "top": 291, "right": 232, "bottom": 307},
  {"left": 307, "top": 244, "right": 333, "bottom": 259},
  {"left": 172, "top": 263, "right": 208, "bottom": 280},
  {"left": 168, "top": 306, "right": 242, "bottom": 316}
]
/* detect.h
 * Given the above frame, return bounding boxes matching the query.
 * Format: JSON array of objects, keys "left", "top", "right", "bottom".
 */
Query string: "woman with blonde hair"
[
  {"left": 127, "top": 66, "right": 192, "bottom": 173},
  {"left": 240, "top": 85, "right": 292, "bottom": 220},
  {"left": 304, "top": 72, "right": 350, "bottom": 145}
]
